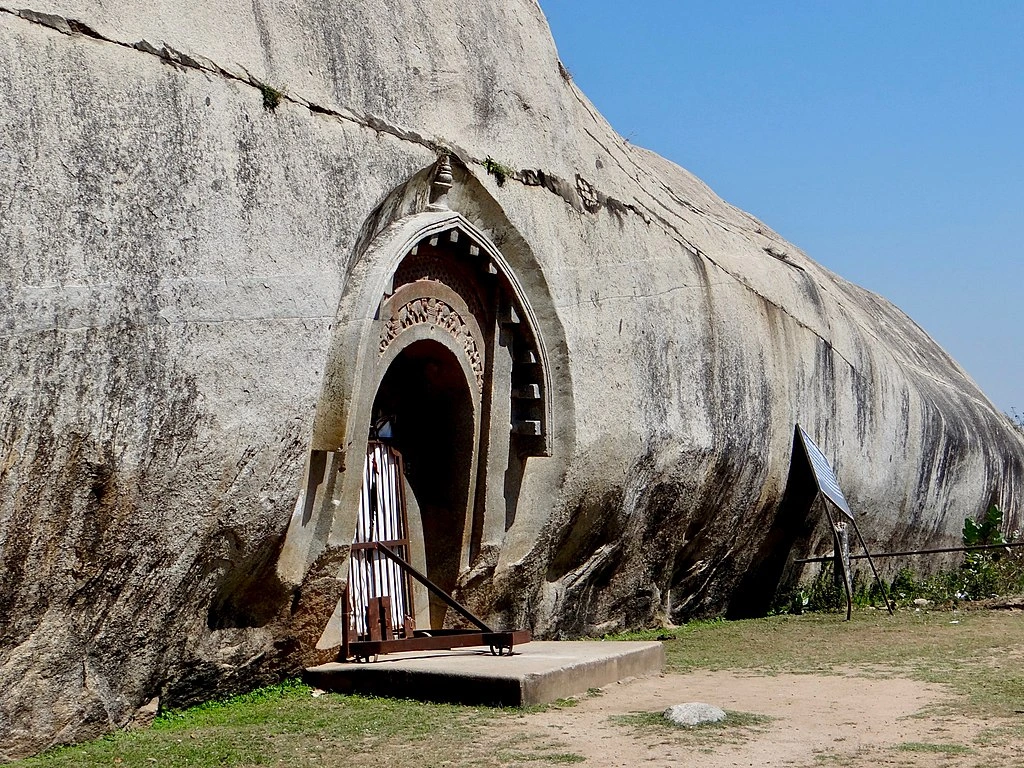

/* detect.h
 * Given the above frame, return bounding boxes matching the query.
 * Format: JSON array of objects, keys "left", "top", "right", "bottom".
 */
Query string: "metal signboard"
[{"left": 797, "top": 425, "right": 854, "bottom": 520}]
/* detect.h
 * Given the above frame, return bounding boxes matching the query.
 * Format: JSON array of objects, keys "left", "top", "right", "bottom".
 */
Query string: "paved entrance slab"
[{"left": 304, "top": 640, "right": 664, "bottom": 707}]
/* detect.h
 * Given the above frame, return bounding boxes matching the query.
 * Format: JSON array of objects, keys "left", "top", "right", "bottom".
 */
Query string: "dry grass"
[{"left": 11, "top": 608, "right": 1024, "bottom": 767}]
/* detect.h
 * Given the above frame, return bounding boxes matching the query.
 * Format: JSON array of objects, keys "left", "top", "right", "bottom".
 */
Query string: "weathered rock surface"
[
  {"left": 664, "top": 702, "right": 727, "bottom": 727},
  {"left": 1, "top": 0, "right": 1022, "bottom": 759}
]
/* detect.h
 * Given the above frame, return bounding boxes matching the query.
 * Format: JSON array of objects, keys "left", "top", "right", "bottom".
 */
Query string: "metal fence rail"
[{"left": 794, "top": 540, "right": 1024, "bottom": 565}]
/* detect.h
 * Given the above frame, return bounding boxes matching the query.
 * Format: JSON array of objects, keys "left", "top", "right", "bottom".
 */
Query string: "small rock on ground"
[{"left": 664, "top": 702, "right": 726, "bottom": 726}]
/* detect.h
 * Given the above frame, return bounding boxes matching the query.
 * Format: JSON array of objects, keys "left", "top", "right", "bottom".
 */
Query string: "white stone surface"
[{"left": 664, "top": 702, "right": 727, "bottom": 727}]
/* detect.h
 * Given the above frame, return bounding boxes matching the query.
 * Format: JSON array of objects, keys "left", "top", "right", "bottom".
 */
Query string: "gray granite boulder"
[{"left": 1, "top": 0, "right": 1022, "bottom": 759}]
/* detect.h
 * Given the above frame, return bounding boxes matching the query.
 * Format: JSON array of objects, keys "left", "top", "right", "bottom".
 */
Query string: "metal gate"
[
  {"left": 340, "top": 440, "right": 531, "bottom": 662},
  {"left": 346, "top": 441, "right": 414, "bottom": 642}
]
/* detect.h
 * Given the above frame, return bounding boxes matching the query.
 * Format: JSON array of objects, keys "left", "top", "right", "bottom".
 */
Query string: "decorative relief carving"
[
  {"left": 428, "top": 155, "right": 454, "bottom": 211},
  {"left": 380, "top": 297, "right": 484, "bottom": 390}
]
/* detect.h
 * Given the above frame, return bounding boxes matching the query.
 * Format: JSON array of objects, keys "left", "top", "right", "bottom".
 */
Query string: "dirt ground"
[{"left": 484, "top": 670, "right": 1023, "bottom": 768}]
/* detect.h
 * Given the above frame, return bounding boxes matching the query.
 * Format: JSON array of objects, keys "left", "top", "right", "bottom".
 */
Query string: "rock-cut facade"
[{"left": 1, "top": 0, "right": 1022, "bottom": 759}]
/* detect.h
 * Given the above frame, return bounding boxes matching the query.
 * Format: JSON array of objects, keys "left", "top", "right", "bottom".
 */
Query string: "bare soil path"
[{"left": 482, "top": 668, "right": 1020, "bottom": 768}]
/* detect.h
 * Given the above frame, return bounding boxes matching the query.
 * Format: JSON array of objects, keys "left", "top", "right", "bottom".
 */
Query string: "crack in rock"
[
  {"left": 1, "top": 2, "right": 857, "bottom": 373},
  {"left": 1, "top": 4, "right": 654, "bottom": 229}
]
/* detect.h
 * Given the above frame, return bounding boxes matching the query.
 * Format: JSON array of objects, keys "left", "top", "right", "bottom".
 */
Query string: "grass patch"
[
  {"left": 973, "top": 722, "right": 1024, "bottom": 747},
  {"left": 602, "top": 617, "right": 725, "bottom": 642},
  {"left": 12, "top": 682, "right": 503, "bottom": 768},
  {"left": 518, "top": 697, "right": 582, "bottom": 715},
  {"left": 492, "top": 733, "right": 585, "bottom": 766},
  {"left": 497, "top": 751, "right": 585, "bottom": 764},
  {"left": 611, "top": 709, "right": 772, "bottom": 750},
  {"left": 13, "top": 681, "right": 588, "bottom": 768},
  {"left": 897, "top": 741, "right": 973, "bottom": 754},
  {"left": 612, "top": 709, "right": 771, "bottom": 730}
]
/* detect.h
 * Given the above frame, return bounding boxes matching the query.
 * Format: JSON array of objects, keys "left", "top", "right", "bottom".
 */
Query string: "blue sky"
[{"left": 539, "top": 1, "right": 1023, "bottom": 415}]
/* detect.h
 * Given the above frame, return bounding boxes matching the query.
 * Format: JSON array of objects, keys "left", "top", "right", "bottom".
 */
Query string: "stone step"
[{"left": 304, "top": 640, "right": 664, "bottom": 707}]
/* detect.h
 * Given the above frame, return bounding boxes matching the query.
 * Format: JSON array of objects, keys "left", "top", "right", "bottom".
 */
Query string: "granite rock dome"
[{"left": 1, "top": 0, "right": 1022, "bottom": 758}]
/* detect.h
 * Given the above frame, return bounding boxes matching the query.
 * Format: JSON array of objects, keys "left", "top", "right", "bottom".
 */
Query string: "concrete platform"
[{"left": 304, "top": 640, "right": 665, "bottom": 707}]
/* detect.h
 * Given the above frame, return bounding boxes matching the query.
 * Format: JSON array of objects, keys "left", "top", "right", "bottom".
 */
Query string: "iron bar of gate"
[
  {"left": 381, "top": 454, "right": 393, "bottom": 630},
  {"left": 373, "top": 542, "right": 493, "bottom": 633},
  {"left": 396, "top": 452, "right": 413, "bottom": 632},
  {"left": 794, "top": 540, "right": 1024, "bottom": 565}
]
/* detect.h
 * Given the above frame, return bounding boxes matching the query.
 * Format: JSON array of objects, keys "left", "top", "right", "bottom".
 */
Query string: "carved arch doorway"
[
  {"left": 289, "top": 159, "right": 566, "bottom": 653},
  {"left": 370, "top": 338, "right": 476, "bottom": 628},
  {"left": 344, "top": 205, "right": 553, "bottom": 630}
]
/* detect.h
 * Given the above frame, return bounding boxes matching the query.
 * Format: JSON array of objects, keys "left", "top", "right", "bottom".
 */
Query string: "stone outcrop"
[
  {"left": 664, "top": 703, "right": 727, "bottom": 727},
  {"left": 1, "top": 0, "right": 1022, "bottom": 759}
]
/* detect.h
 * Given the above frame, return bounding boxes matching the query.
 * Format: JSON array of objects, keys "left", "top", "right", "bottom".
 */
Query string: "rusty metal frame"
[
  {"left": 341, "top": 442, "right": 530, "bottom": 661},
  {"left": 348, "top": 630, "right": 532, "bottom": 658},
  {"left": 341, "top": 542, "right": 531, "bottom": 660}
]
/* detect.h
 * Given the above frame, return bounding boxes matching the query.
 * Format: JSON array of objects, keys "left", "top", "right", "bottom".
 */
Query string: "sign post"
[{"left": 796, "top": 426, "right": 893, "bottom": 617}]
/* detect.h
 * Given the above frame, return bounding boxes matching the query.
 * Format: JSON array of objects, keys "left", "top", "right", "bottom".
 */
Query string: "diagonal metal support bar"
[
  {"left": 794, "top": 540, "right": 1024, "bottom": 563},
  {"left": 821, "top": 496, "right": 853, "bottom": 621},
  {"left": 374, "top": 542, "right": 493, "bottom": 633},
  {"left": 849, "top": 516, "right": 895, "bottom": 616}
]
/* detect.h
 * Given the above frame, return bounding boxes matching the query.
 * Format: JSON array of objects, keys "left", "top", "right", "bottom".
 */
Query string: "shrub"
[
  {"left": 781, "top": 504, "right": 1024, "bottom": 615},
  {"left": 257, "top": 82, "right": 284, "bottom": 112},
  {"left": 483, "top": 157, "right": 516, "bottom": 187}
]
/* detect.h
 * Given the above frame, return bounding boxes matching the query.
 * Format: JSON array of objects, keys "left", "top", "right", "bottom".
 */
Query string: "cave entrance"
[
  {"left": 296, "top": 168, "right": 566, "bottom": 655},
  {"left": 370, "top": 339, "right": 476, "bottom": 628}
]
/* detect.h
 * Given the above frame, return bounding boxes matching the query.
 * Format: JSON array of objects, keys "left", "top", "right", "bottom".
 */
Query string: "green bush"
[
  {"left": 958, "top": 504, "right": 1023, "bottom": 600},
  {"left": 257, "top": 82, "right": 284, "bottom": 112},
  {"left": 805, "top": 562, "right": 846, "bottom": 612},
  {"left": 482, "top": 157, "right": 516, "bottom": 187}
]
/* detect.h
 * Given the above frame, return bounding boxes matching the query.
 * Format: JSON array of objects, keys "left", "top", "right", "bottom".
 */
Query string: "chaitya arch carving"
[
  {"left": 279, "top": 154, "right": 571, "bottom": 625},
  {"left": 379, "top": 289, "right": 485, "bottom": 391},
  {"left": 308, "top": 156, "right": 555, "bottom": 463}
]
